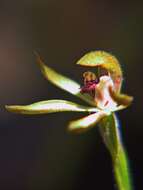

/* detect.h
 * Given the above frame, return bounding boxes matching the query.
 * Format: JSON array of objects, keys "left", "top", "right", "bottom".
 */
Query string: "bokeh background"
[{"left": 0, "top": 0, "right": 142, "bottom": 189}]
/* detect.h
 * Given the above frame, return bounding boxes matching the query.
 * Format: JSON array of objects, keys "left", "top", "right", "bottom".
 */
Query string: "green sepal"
[
  {"left": 35, "top": 52, "right": 96, "bottom": 106},
  {"left": 109, "top": 86, "right": 133, "bottom": 107},
  {"left": 77, "top": 51, "right": 123, "bottom": 92},
  {"left": 68, "top": 111, "right": 107, "bottom": 133},
  {"left": 5, "top": 100, "right": 99, "bottom": 115}
]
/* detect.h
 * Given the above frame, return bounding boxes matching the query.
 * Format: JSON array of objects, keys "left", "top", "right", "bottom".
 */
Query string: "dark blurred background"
[{"left": 0, "top": 0, "right": 142, "bottom": 189}]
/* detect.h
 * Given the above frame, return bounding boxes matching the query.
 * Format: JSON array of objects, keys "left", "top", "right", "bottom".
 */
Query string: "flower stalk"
[{"left": 99, "top": 114, "right": 133, "bottom": 190}]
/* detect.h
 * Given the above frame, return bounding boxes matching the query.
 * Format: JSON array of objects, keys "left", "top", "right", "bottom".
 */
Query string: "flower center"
[
  {"left": 80, "top": 70, "right": 117, "bottom": 110},
  {"left": 80, "top": 71, "right": 98, "bottom": 97}
]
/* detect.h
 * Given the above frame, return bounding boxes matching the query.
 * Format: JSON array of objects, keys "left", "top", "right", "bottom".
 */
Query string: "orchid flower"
[{"left": 5, "top": 51, "right": 133, "bottom": 190}]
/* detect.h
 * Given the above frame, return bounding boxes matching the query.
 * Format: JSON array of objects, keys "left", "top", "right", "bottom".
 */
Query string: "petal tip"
[
  {"left": 67, "top": 123, "right": 88, "bottom": 134},
  {"left": 109, "top": 86, "right": 134, "bottom": 107},
  {"left": 5, "top": 105, "right": 11, "bottom": 110},
  {"left": 5, "top": 105, "right": 16, "bottom": 113},
  {"left": 5, "top": 105, "right": 26, "bottom": 114}
]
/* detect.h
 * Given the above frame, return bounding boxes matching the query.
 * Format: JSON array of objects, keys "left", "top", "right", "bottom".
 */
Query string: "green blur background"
[{"left": 0, "top": 0, "right": 142, "bottom": 190}]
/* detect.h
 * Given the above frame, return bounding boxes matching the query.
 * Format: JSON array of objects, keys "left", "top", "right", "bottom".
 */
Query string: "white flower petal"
[{"left": 68, "top": 111, "right": 107, "bottom": 133}]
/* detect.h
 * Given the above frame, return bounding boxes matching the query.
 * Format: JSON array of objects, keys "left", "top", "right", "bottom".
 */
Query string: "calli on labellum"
[{"left": 5, "top": 51, "right": 134, "bottom": 190}]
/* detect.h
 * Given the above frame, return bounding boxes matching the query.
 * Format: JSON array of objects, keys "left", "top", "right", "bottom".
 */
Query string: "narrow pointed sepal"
[
  {"left": 68, "top": 111, "right": 107, "bottom": 133},
  {"left": 5, "top": 100, "right": 99, "bottom": 115},
  {"left": 35, "top": 52, "right": 80, "bottom": 95},
  {"left": 76, "top": 51, "right": 123, "bottom": 92},
  {"left": 35, "top": 52, "right": 96, "bottom": 106}
]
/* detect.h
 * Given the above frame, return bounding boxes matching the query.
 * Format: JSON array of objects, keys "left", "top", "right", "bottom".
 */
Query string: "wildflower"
[
  {"left": 5, "top": 51, "right": 133, "bottom": 133},
  {"left": 5, "top": 51, "right": 134, "bottom": 190}
]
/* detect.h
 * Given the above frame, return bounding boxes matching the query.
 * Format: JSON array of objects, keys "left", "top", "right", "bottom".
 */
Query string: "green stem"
[
  {"left": 99, "top": 114, "right": 133, "bottom": 190},
  {"left": 113, "top": 142, "right": 132, "bottom": 190}
]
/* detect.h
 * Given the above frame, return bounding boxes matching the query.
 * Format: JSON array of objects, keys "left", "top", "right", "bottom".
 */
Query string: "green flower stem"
[
  {"left": 113, "top": 142, "right": 132, "bottom": 190},
  {"left": 99, "top": 114, "right": 133, "bottom": 190}
]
